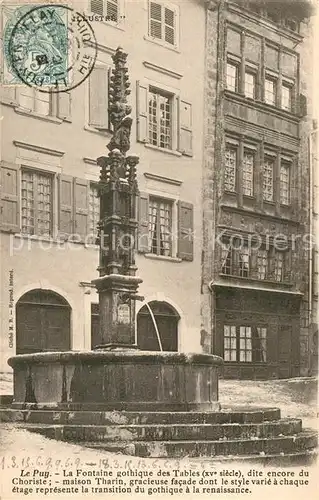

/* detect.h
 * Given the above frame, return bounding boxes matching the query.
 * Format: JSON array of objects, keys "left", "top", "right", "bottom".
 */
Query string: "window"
[
  {"left": 280, "top": 161, "right": 290, "bottom": 205},
  {"left": 257, "top": 249, "right": 268, "bottom": 280},
  {"left": 148, "top": 88, "right": 172, "bottom": 149},
  {"left": 223, "top": 325, "right": 267, "bottom": 363},
  {"left": 221, "top": 242, "right": 233, "bottom": 275},
  {"left": 19, "top": 87, "right": 51, "bottom": 116},
  {"left": 21, "top": 169, "right": 53, "bottom": 236},
  {"left": 244, "top": 71, "right": 256, "bottom": 99},
  {"left": 265, "top": 77, "right": 276, "bottom": 105},
  {"left": 224, "top": 146, "right": 237, "bottom": 192},
  {"left": 148, "top": 197, "right": 172, "bottom": 256},
  {"left": 274, "top": 252, "right": 284, "bottom": 282},
  {"left": 90, "top": 0, "right": 119, "bottom": 22},
  {"left": 89, "top": 184, "right": 100, "bottom": 243},
  {"left": 281, "top": 83, "right": 292, "bottom": 111},
  {"left": 226, "top": 62, "right": 238, "bottom": 92},
  {"left": 149, "top": 1, "right": 177, "bottom": 47},
  {"left": 239, "top": 247, "right": 250, "bottom": 277},
  {"left": 284, "top": 17, "right": 299, "bottom": 32},
  {"left": 224, "top": 325, "right": 237, "bottom": 361},
  {"left": 263, "top": 157, "right": 274, "bottom": 202},
  {"left": 243, "top": 150, "right": 254, "bottom": 196}
]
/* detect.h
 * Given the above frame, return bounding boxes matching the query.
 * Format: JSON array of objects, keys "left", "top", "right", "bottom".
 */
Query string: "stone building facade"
[
  {"left": 201, "top": 0, "right": 316, "bottom": 378},
  {"left": 0, "top": 0, "right": 206, "bottom": 376}
]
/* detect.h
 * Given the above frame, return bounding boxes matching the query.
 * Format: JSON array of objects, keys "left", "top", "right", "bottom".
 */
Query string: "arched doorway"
[
  {"left": 137, "top": 301, "right": 179, "bottom": 351},
  {"left": 16, "top": 289, "right": 71, "bottom": 354}
]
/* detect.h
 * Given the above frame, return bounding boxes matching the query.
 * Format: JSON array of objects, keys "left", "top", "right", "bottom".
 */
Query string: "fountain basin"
[{"left": 8, "top": 351, "right": 223, "bottom": 411}]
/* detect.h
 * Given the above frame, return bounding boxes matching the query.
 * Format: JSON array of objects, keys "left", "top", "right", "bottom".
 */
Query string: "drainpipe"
[{"left": 308, "top": 125, "right": 317, "bottom": 372}]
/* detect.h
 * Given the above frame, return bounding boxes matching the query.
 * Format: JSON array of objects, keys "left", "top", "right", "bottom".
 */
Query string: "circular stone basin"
[{"left": 8, "top": 351, "right": 224, "bottom": 411}]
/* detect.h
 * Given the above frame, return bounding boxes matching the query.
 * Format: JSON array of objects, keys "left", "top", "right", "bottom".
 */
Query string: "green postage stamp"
[{"left": 2, "top": 3, "right": 97, "bottom": 92}]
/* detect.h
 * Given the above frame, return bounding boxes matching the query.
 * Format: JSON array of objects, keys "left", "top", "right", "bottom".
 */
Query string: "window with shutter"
[
  {"left": 148, "top": 1, "right": 178, "bottom": 48},
  {"left": 90, "top": 0, "right": 119, "bottom": 22}
]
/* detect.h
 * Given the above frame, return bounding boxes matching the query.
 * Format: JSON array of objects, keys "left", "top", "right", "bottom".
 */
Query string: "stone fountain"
[
  {"left": 6, "top": 48, "right": 317, "bottom": 463},
  {"left": 8, "top": 47, "right": 222, "bottom": 413}
]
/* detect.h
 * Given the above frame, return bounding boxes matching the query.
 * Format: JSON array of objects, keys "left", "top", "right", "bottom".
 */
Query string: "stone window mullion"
[
  {"left": 260, "top": 141, "right": 265, "bottom": 210},
  {"left": 238, "top": 137, "right": 244, "bottom": 207},
  {"left": 240, "top": 31, "right": 246, "bottom": 95},
  {"left": 255, "top": 141, "right": 262, "bottom": 209},
  {"left": 277, "top": 47, "right": 283, "bottom": 108},
  {"left": 275, "top": 149, "right": 281, "bottom": 215},
  {"left": 261, "top": 38, "right": 265, "bottom": 102}
]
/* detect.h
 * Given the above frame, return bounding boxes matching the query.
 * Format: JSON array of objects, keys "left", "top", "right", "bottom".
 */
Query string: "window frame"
[
  {"left": 242, "top": 148, "right": 255, "bottom": 197},
  {"left": 20, "top": 167, "right": 54, "bottom": 237},
  {"left": 262, "top": 155, "right": 275, "bottom": 202},
  {"left": 226, "top": 59, "right": 239, "bottom": 92},
  {"left": 223, "top": 324, "right": 267, "bottom": 363},
  {"left": 280, "top": 160, "right": 291, "bottom": 205},
  {"left": 148, "top": 86, "right": 173, "bottom": 150},
  {"left": 18, "top": 87, "right": 53, "bottom": 117},
  {"left": 148, "top": 195, "right": 173, "bottom": 257},
  {"left": 264, "top": 75, "right": 277, "bottom": 106},
  {"left": 244, "top": 69, "right": 257, "bottom": 99},
  {"left": 147, "top": 1, "right": 179, "bottom": 50},
  {"left": 224, "top": 144, "right": 238, "bottom": 193},
  {"left": 281, "top": 81, "right": 293, "bottom": 112}
]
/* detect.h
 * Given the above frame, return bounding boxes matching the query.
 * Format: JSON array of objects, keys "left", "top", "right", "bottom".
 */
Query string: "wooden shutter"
[
  {"left": 58, "top": 175, "right": 73, "bottom": 237},
  {"left": 177, "top": 201, "right": 194, "bottom": 261},
  {"left": 89, "top": 66, "right": 109, "bottom": 129},
  {"left": 178, "top": 99, "right": 193, "bottom": 156},
  {"left": 138, "top": 192, "right": 149, "bottom": 253},
  {"left": 299, "top": 93, "right": 307, "bottom": 118},
  {"left": 0, "top": 86, "right": 17, "bottom": 104},
  {"left": 57, "top": 92, "right": 71, "bottom": 120},
  {"left": 0, "top": 162, "right": 20, "bottom": 233},
  {"left": 106, "top": 0, "right": 118, "bottom": 21},
  {"left": 74, "top": 178, "right": 89, "bottom": 240},
  {"left": 90, "top": 0, "right": 104, "bottom": 15},
  {"left": 136, "top": 81, "right": 149, "bottom": 143}
]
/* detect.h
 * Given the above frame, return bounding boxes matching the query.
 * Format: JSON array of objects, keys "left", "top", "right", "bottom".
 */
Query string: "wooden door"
[
  {"left": 16, "top": 290, "right": 71, "bottom": 354},
  {"left": 278, "top": 326, "right": 292, "bottom": 378},
  {"left": 137, "top": 301, "right": 179, "bottom": 352}
]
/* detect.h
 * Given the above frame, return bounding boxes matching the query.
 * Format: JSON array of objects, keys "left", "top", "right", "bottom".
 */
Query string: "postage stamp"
[{"left": 2, "top": 3, "right": 97, "bottom": 93}]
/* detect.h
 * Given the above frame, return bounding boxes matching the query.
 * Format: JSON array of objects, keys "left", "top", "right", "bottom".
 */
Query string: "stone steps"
[
  {"left": 0, "top": 407, "right": 281, "bottom": 425},
  {"left": 24, "top": 419, "right": 302, "bottom": 442},
  {"left": 82, "top": 429, "right": 318, "bottom": 458},
  {"left": 0, "top": 407, "right": 317, "bottom": 463}
]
